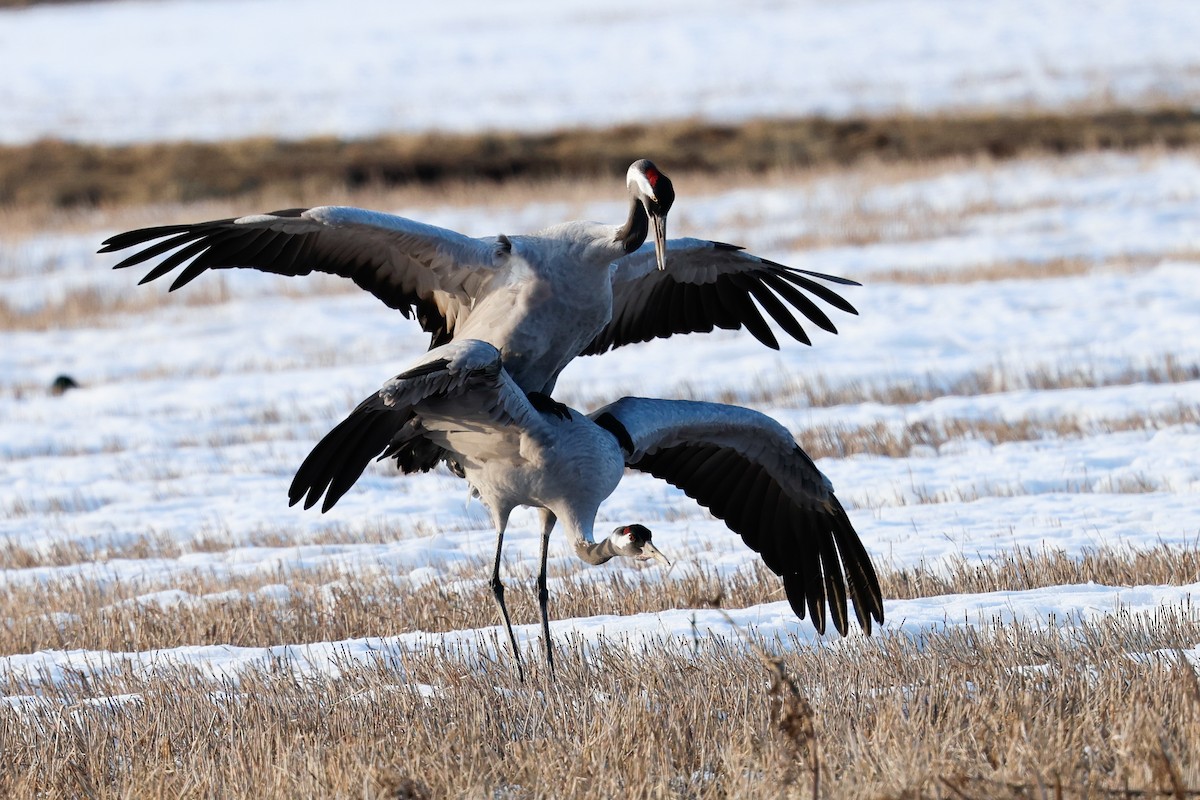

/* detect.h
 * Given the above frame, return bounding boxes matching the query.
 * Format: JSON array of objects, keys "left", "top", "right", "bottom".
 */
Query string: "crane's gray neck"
[
  {"left": 615, "top": 196, "right": 649, "bottom": 254},
  {"left": 572, "top": 537, "right": 618, "bottom": 565}
]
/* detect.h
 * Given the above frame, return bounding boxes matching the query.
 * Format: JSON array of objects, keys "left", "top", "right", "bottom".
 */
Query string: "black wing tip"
[
  {"left": 781, "top": 499, "right": 884, "bottom": 637},
  {"left": 718, "top": 244, "right": 859, "bottom": 287},
  {"left": 808, "top": 272, "right": 862, "bottom": 287},
  {"left": 778, "top": 263, "right": 862, "bottom": 287},
  {"left": 786, "top": 578, "right": 882, "bottom": 637},
  {"left": 98, "top": 229, "right": 161, "bottom": 254}
]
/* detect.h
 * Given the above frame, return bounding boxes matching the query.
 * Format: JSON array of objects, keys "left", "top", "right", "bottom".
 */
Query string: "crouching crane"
[{"left": 290, "top": 340, "right": 884, "bottom": 678}]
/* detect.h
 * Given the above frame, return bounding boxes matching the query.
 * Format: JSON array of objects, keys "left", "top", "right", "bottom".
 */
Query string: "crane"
[
  {"left": 99, "top": 160, "right": 859, "bottom": 397},
  {"left": 290, "top": 339, "right": 884, "bottom": 678}
]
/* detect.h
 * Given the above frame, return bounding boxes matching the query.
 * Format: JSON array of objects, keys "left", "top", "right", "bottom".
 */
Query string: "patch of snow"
[{"left": 3, "top": 0, "right": 1200, "bottom": 143}]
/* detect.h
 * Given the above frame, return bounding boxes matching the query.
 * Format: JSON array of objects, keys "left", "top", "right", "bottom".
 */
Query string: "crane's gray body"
[
  {"left": 450, "top": 222, "right": 621, "bottom": 395},
  {"left": 373, "top": 340, "right": 625, "bottom": 558}
]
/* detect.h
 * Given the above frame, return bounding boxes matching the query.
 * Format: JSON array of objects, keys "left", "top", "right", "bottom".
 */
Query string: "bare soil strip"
[{"left": 6, "top": 107, "right": 1200, "bottom": 210}]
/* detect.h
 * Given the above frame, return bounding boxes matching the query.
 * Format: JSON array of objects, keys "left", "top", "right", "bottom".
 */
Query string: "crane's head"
[
  {"left": 627, "top": 160, "right": 675, "bottom": 271},
  {"left": 608, "top": 524, "right": 671, "bottom": 566}
]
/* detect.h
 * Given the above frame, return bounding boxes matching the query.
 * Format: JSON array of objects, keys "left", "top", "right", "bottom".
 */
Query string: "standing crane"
[
  {"left": 290, "top": 339, "right": 884, "bottom": 678},
  {"left": 99, "top": 160, "right": 859, "bottom": 397}
]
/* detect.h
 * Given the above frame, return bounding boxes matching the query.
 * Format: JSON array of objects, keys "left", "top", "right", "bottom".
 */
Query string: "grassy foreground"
[{"left": 2, "top": 544, "right": 1199, "bottom": 799}]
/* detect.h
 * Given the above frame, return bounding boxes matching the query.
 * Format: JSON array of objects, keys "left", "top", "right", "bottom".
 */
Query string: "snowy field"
[
  {"left": 1, "top": 148, "right": 1198, "bottom": 695},
  {"left": 3, "top": 0, "right": 1200, "bottom": 144}
]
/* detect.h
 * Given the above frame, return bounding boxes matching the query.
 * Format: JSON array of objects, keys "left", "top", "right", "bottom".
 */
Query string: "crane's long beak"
[
  {"left": 638, "top": 540, "right": 671, "bottom": 567},
  {"left": 651, "top": 211, "right": 668, "bottom": 272}
]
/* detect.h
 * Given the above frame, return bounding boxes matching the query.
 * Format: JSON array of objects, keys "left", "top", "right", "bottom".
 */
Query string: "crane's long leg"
[
  {"left": 536, "top": 508, "right": 557, "bottom": 680},
  {"left": 489, "top": 516, "right": 524, "bottom": 682}
]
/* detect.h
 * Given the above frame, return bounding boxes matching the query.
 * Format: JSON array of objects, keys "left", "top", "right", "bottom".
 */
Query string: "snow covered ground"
[
  {"left": 1, "top": 149, "right": 1198, "bottom": 695},
  {"left": 3, "top": 0, "right": 1200, "bottom": 144}
]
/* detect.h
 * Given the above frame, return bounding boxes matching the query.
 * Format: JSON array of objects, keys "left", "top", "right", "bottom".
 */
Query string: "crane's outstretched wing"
[
  {"left": 584, "top": 239, "right": 858, "bottom": 355},
  {"left": 289, "top": 339, "right": 540, "bottom": 513},
  {"left": 99, "top": 207, "right": 508, "bottom": 346},
  {"left": 589, "top": 397, "right": 883, "bottom": 636}
]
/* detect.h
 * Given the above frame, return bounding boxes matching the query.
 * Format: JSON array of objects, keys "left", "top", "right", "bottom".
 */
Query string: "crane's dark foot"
[
  {"left": 490, "top": 577, "right": 525, "bottom": 683},
  {"left": 526, "top": 391, "right": 571, "bottom": 421}
]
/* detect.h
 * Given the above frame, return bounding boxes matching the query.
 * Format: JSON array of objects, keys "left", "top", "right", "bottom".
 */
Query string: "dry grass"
[
  {"left": 795, "top": 401, "right": 1200, "bottom": 462},
  {"left": 888, "top": 542, "right": 1200, "bottom": 600},
  {"left": 674, "top": 352, "right": 1200, "bottom": 410},
  {"left": 0, "top": 281, "right": 238, "bottom": 331},
  {"left": 1, "top": 608, "right": 1198, "bottom": 798},
  {"left": 869, "top": 252, "right": 1186, "bottom": 285},
  {"left": 0, "top": 522, "right": 416, "bottom": 571},
  {"left": 4, "top": 540, "right": 1198, "bottom": 657},
  {"left": 0, "top": 0, "right": 109, "bottom": 6},
  {"left": 5, "top": 108, "right": 1200, "bottom": 211}
]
